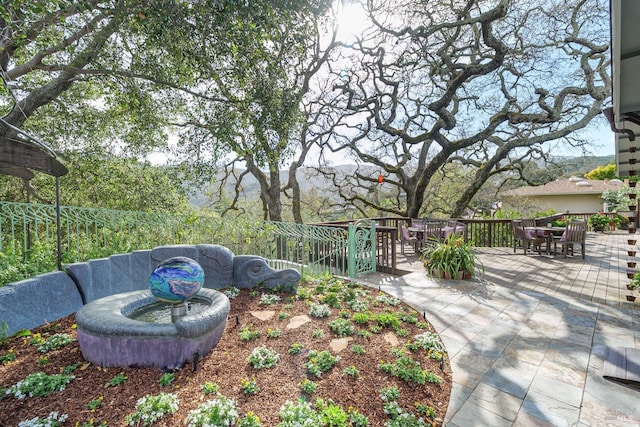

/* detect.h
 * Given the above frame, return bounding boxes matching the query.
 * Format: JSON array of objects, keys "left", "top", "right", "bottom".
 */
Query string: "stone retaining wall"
[{"left": 0, "top": 244, "right": 299, "bottom": 336}]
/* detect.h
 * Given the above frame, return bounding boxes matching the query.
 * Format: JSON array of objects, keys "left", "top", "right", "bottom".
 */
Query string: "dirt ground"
[{"left": 0, "top": 280, "right": 451, "bottom": 426}]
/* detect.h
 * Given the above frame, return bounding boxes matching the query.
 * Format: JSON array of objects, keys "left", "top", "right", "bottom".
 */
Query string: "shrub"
[
  {"left": 288, "top": 343, "right": 304, "bottom": 355},
  {"left": 351, "top": 344, "right": 366, "bottom": 355},
  {"left": 588, "top": 213, "right": 613, "bottom": 230},
  {"left": 259, "top": 294, "right": 281, "bottom": 305},
  {"left": 316, "top": 398, "right": 349, "bottom": 426},
  {"left": 239, "top": 325, "right": 261, "bottom": 341},
  {"left": 158, "top": 372, "right": 175, "bottom": 387},
  {"left": 241, "top": 377, "right": 259, "bottom": 395},
  {"left": 248, "top": 346, "right": 279, "bottom": 369},
  {"left": 410, "top": 332, "right": 446, "bottom": 353},
  {"left": 328, "top": 318, "right": 355, "bottom": 337},
  {"left": 5, "top": 371, "right": 75, "bottom": 398},
  {"left": 34, "top": 333, "right": 75, "bottom": 353},
  {"left": 309, "top": 303, "right": 330, "bottom": 318},
  {"left": 379, "top": 352, "right": 427, "bottom": 384},
  {"left": 278, "top": 399, "right": 323, "bottom": 426},
  {"left": 125, "top": 392, "right": 178, "bottom": 426},
  {"left": 18, "top": 411, "right": 68, "bottom": 427},
  {"left": 185, "top": 396, "right": 238, "bottom": 427},
  {"left": 631, "top": 271, "right": 640, "bottom": 290},
  {"left": 201, "top": 382, "right": 219, "bottom": 395},
  {"left": 307, "top": 350, "right": 340, "bottom": 377},
  {"left": 299, "top": 378, "right": 318, "bottom": 394},
  {"left": 222, "top": 287, "right": 240, "bottom": 299}
]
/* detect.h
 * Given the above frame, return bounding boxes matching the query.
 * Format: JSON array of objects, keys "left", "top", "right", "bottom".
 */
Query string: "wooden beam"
[{"left": 0, "top": 137, "right": 68, "bottom": 177}]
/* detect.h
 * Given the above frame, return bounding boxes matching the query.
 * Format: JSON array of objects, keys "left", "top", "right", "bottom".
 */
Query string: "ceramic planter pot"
[
  {"left": 628, "top": 262, "right": 637, "bottom": 268},
  {"left": 629, "top": 228, "right": 637, "bottom": 234},
  {"left": 628, "top": 250, "right": 637, "bottom": 257},
  {"left": 430, "top": 269, "right": 469, "bottom": 280}
]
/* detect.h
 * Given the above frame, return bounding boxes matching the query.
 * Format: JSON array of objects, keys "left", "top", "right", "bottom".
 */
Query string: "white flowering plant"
[
  {"left": 18, "top": 411, "right": 68, "bottom": 427},
  {"left": 309, "top": 303, "right": 330, "bottom": 318},
  {"left": 185, "top": 396, "right": 239, "bottom": 427},
  {"left": 125, "top": 392, "right": 178, "bottom": 426},
  {"left": 278, "top": 399, "right": 323, "bottom": 426},
  {"left": 247, "top": 346, "right": 280, "bottom": 369},
  {"left": 259, "top": 293, "right": 281, "bottom": 305},
  {"left": 5, "top": 371, "right": 75, "bottom": 399}
]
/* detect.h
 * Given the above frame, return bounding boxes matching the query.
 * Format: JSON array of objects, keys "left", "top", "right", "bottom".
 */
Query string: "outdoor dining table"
[
  {"left": 409, "top": 222, "right": 466, "bottom": 243},
  {"left": 529, "top": 226, "right": 566, "bottom": 255}
]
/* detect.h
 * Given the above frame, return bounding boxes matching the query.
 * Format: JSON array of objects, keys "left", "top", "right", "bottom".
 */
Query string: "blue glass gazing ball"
[{"left": 148, "top": 257, "right": 204, "bottom": 303}]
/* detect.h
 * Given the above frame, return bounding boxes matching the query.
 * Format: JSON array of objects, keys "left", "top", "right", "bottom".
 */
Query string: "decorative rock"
[
  {"left": 148, "top": 257, "right": 204, "bottom": 303},
  {"left": 329, "top": 337, "right": 353, "bottom": 353},
  {"left": 384, "top": 332, "right": 399, "bottom": 347},
  {"left": 286, "top": 315, "right": 312, "bottom": 329},
  {"left": 251, "top": 310, "right": 276, "bottom": 321}
]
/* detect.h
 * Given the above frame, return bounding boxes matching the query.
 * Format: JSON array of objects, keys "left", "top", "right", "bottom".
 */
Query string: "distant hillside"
[
  {"left": 551, "top": 155, "right": 615, "bottom": 176},
  {"left": 188, "top": 156, "right": 617, "bottom": 207}
]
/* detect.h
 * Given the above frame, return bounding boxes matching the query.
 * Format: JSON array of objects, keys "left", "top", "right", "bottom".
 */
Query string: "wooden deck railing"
[{"left": 317, "top": 212, "right": 619, "bottom": 274}]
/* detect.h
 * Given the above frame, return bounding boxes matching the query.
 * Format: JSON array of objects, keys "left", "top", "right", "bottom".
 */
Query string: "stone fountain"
[{"left": 74, "top": 245, "right": 301, "bottom": 369}]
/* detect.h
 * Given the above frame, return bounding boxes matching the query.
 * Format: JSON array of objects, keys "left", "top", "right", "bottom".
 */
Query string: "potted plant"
[
  {"left": 618, "top": 214, "right": 631, "bottom": 230},
  {"left": 552, "top": 219, "right": 566, "bottom": 227},
  {"left": 588, "top": 213, "right": 612, "bottom": 232},
  {"left": 630, "top": 272, "right": 640, "bottom": 291},
  {"left": 419, "top": 233, "right": 482, "bottom": 279}
]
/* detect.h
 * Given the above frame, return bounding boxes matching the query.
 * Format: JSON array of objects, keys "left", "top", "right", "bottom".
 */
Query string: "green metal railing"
[{"left": 0, "top": 202, "right": 377, "bottom": 282}]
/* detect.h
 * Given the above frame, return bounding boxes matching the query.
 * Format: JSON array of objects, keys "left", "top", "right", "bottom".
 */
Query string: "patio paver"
[{"left": 357, "top": 230, "right": 640, "bottom": 426}]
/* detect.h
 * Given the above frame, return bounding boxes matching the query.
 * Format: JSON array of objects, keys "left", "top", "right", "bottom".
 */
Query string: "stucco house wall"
[
  {"left": 501, "top": 177, "right": 625, "bottom": 213},
  {"left": 520, "top": 194, "right": 604, "bottom": 213}
]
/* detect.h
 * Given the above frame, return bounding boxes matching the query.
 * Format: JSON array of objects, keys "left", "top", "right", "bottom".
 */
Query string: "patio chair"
[
  {"left": 511, "top": 220, "right": 545, "bottom": 255},
  {"left": 400, "top": 225, "right": 420, "bottom": 254},
  {"left": 423, "top": 221, "right": 444, "bottom": 245},
  {"left": 411, "top": 218, "right": 426, "bottom": 229},
  {"left": 554, "top": 220, "right": 587, "bottom": 259},
  {"left": 522, "top": 218, "right": 545, "bottom": 238},
  {"left": 443, "top": 220, "right": 467, "bottom": 240}
]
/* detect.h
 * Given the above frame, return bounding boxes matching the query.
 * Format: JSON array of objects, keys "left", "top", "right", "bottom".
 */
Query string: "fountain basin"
[{"left": 76, "top": 288, "right": 229, "bottom": 369}]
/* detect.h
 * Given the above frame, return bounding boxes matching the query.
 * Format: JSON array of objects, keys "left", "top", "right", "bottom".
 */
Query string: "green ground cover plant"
[{"left": 0, "top": 276, "right": 450, "bottom": 426}]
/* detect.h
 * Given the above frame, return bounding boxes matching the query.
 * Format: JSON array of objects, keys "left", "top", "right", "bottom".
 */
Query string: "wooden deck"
[{"left": 395, "top": 229, "right": 637, "bottom": 308}]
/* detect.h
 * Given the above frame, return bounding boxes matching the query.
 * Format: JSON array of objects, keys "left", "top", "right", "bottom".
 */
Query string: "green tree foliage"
[
  {"left": 1, "top": 150, "right": 191, "bottom": 212},
  {"left": 585, "top": 164, "right": 617, "bottom": 180},
  {"left": 0, "top": 0, "right": 328, "bottom": 220}
]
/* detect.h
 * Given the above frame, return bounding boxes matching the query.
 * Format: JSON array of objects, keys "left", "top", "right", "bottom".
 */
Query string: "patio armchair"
[
  {"left": 512, "top": 220, "right": 545, "bottom": 255},
  {"left": 554, "top": 220, "right": 587, "bottom": 259},
  {"left": 400, "top": 225, "right": 420, "bottom": 255}
]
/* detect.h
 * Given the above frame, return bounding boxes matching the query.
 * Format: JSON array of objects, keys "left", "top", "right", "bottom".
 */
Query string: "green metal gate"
[{"left": 347, "top": 219, "right": 376, "bottom": 277}]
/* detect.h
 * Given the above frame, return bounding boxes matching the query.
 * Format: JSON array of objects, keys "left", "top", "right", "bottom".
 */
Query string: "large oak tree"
[{"left": 324, "top": 0, "right": 610, "bottom": 218}]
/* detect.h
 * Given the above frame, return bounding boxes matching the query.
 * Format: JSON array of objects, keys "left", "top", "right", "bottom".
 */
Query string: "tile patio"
[{"left": 357, "top": 230, "right": 640, "bottom": 426}]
